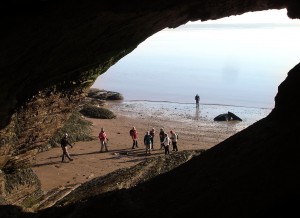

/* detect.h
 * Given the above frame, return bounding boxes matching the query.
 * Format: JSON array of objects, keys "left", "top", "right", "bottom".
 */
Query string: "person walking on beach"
[
  {"left": 130, "top": 126, "right": 139, "bottom": 149},
  {"left": 61, "top": 133, "right": 73, "bottom": 162},
  {"left": 195, "top": 94, "right": 200, "bottom": 108},
  {"left": 159, "top": 128, "right": 165, "bottom": 149},
  {"left": 163, "top": 133, "right": 170, "bottom": 155},
  {"left": 150, "top": 128, "right": 155, "bottom": 150},
  {"left": 170, "top": 130, "right": 178, "bottom": 151},
  {"left": 144, "top": 131, "right": 152, "bottom": 155},
  {"left": 99, "top": 127, "right": 109, "bottom": 152}
]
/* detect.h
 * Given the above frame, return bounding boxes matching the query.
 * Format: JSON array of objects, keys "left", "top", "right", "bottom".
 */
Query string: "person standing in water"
[{"left": 195, "top": 94, "right": 200, "bottom": 108}]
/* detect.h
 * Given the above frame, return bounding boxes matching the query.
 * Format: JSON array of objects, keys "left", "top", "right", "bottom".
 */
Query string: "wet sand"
[{"left": 32, "top": 101, "right": 271, "bottom": 192}]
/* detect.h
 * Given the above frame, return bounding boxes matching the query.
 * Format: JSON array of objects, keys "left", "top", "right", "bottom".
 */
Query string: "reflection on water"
[
  {"left": 108, "top": 101, "right": 272, "bottom": 132},
  {"left": 195, "top": 106, "right": 200, "bottom": 121}
]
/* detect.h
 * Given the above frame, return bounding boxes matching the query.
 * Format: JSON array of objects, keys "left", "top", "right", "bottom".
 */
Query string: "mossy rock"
[
  {"left": 40, "top": 111, "right": 94, "bottom": 151},
  {"left": 81, "top": 97, "right": 106, "bottom": 107},
  {"left": 80, "top": 106, "right": 116, "bottom": 119},
  {"left": 87, "top": 88, "right": 123, "bottom": 100},
  {"left": 106, "top": 92, "right": 123, "bottom": 100}
]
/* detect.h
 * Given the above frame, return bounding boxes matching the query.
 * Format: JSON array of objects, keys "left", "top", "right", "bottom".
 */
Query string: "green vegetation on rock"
[
  {"left": 43, "top": 111, "right": 94, "bottom": 150},
  {"left": 79, "top": 106, "right": 116, "bottom": 119}
]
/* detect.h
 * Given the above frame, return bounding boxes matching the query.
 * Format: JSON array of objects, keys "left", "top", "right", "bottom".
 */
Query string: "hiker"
[
  {"left": 150, "top": 128, "right": 155, "bottom": 150},
  {"left": 195, "top": 94, "right": 200, "bottom": 108},
  {"left": 130, "top": 126, "right": 139, "bottom": 149},
  {"left": 163, "top": 133, "right": 170, "bottom": 155},
  {"left": 144, "top": 131, "right": 152, "bottom": 155},
  {"left": 159, "top": 128, "right": 165, "bottom": 149},
  {"left": 99, "top": 127, "right": 109, "bottom": 152},
  {"left": 170, "top": 130, "right": 178, "bottom": 151},
  {"left": 61, "top": 133, "right": 73, "bottom": 162}
]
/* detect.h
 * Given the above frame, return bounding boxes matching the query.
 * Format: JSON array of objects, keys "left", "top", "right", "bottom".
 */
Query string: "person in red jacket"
[
  {"left": 130, "top": 126, "right": 139, "bottom": 149},
  {"left": 99, "top": 127, "right": 109, "bottom": 152}
]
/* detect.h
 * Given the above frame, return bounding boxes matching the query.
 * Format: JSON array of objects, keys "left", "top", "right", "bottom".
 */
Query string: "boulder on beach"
[
  {"left": 88, "top": 88, "right": 123, "bottom": 100},
  {"left": 213, "top": 111, "right": 242, "bottom": 121}
]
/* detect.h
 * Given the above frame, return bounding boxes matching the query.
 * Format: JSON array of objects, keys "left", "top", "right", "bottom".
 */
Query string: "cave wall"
[
  {"left": 0, "top": 0, "right": 300, "bottom": 206},
  {"left": 272, "top": 62, "right": 300, "bottom": 123}
]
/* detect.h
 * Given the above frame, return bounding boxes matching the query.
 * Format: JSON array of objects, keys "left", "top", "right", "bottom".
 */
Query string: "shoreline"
[
  {"left": 32, "top": 100, "right": 271, "bottom": 192},
  {"left": 106, "top": 100, "right": 272, "bottom": 132},
  {"left": 122, "top": 99, "right": 273, "bottom": 110}
]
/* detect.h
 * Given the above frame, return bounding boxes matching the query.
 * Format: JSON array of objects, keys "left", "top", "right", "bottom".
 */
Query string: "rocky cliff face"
[{"left": 1, "top": 0, "right": 300, "bottom": 214}]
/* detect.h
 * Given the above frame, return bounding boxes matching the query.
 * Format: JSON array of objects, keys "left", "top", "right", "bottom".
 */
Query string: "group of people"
[
  {"left": 131, "top": 127, "right": 179, "bottom": 155},
  {"left": 60, "top": 126, "right": 180, "bottom": 162},
  {"left": 95, "top": 126, "right": 179, "bottom": 156},
  {"left": 98, "top": 93, "right": 197, "bottom": 156},
  {"left": 60, "top": 94, "right": 199, "bottom": 162},
  {"left": 159, "top": 128, "right": 179, "bottom": 155},
  {"left": 60, "top": 127, "right": 110, "bottom": 163}
]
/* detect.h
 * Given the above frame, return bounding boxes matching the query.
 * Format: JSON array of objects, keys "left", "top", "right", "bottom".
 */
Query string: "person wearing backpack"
[
  {"left": 170, "top": 130, "right": 178, "bottom": 151},
  {"left": 130, "top": 126, "right": 138, "bottom": 149},
  {"left": 159, "top": 128, "right": 165, "bottom": 149},
  {"left": 144, "top": 131, "right": 152, "bottom": 155}
]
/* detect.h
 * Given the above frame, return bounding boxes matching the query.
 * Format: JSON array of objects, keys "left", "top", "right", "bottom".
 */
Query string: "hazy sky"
[{"left": 190, "top": 9, "right": 300, "bottom": 24}]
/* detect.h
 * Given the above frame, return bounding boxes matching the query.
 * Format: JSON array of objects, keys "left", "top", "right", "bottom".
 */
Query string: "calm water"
[{"left": 92, "top": 23, "right": 300, "bottom": 109}]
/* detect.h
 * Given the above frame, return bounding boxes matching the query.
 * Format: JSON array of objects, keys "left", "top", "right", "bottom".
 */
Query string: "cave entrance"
[
  {"left": 89, "top": 9, "right": 300, "bottom": 133},
  {"left": 31, "top": 9, "right": 300, "bottom": 198},
  {"left": 93, "top": 9, "right": 300, "bottom": 109}
]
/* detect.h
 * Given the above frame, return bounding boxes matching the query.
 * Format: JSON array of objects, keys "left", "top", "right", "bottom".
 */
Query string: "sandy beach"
[{"left": 32, "top": 101, "right": 271, "bottom": 192}]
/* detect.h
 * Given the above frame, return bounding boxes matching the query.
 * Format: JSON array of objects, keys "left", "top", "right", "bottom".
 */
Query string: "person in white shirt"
[
  {"left": 170, "top": 130, "right": 178, "bottom": 151},
  {"left": 163, "top": 133, "right": 170, "bottom": 155}
]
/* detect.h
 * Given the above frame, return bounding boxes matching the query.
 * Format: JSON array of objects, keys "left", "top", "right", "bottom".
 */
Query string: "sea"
[{"left": 92, "top": 20, "right": 300, "bottom": 128}]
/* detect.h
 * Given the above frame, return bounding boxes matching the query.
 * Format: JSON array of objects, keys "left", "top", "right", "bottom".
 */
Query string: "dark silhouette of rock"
[{"left": 214, "top": 111, "right": 243, "bottom": 121}]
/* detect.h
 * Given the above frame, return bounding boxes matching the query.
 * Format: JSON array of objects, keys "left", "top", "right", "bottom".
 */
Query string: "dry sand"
[{"left": 32, "top": 101, "right": 270, "bottom": 192}]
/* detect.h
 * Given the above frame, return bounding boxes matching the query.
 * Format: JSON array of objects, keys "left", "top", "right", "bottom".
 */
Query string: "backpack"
[
  {"left": 144, "top": 135, "right": 152, "bottom": 144},
  {"left": 130, "top": 129, "right": 134, "bottom": 136}
]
